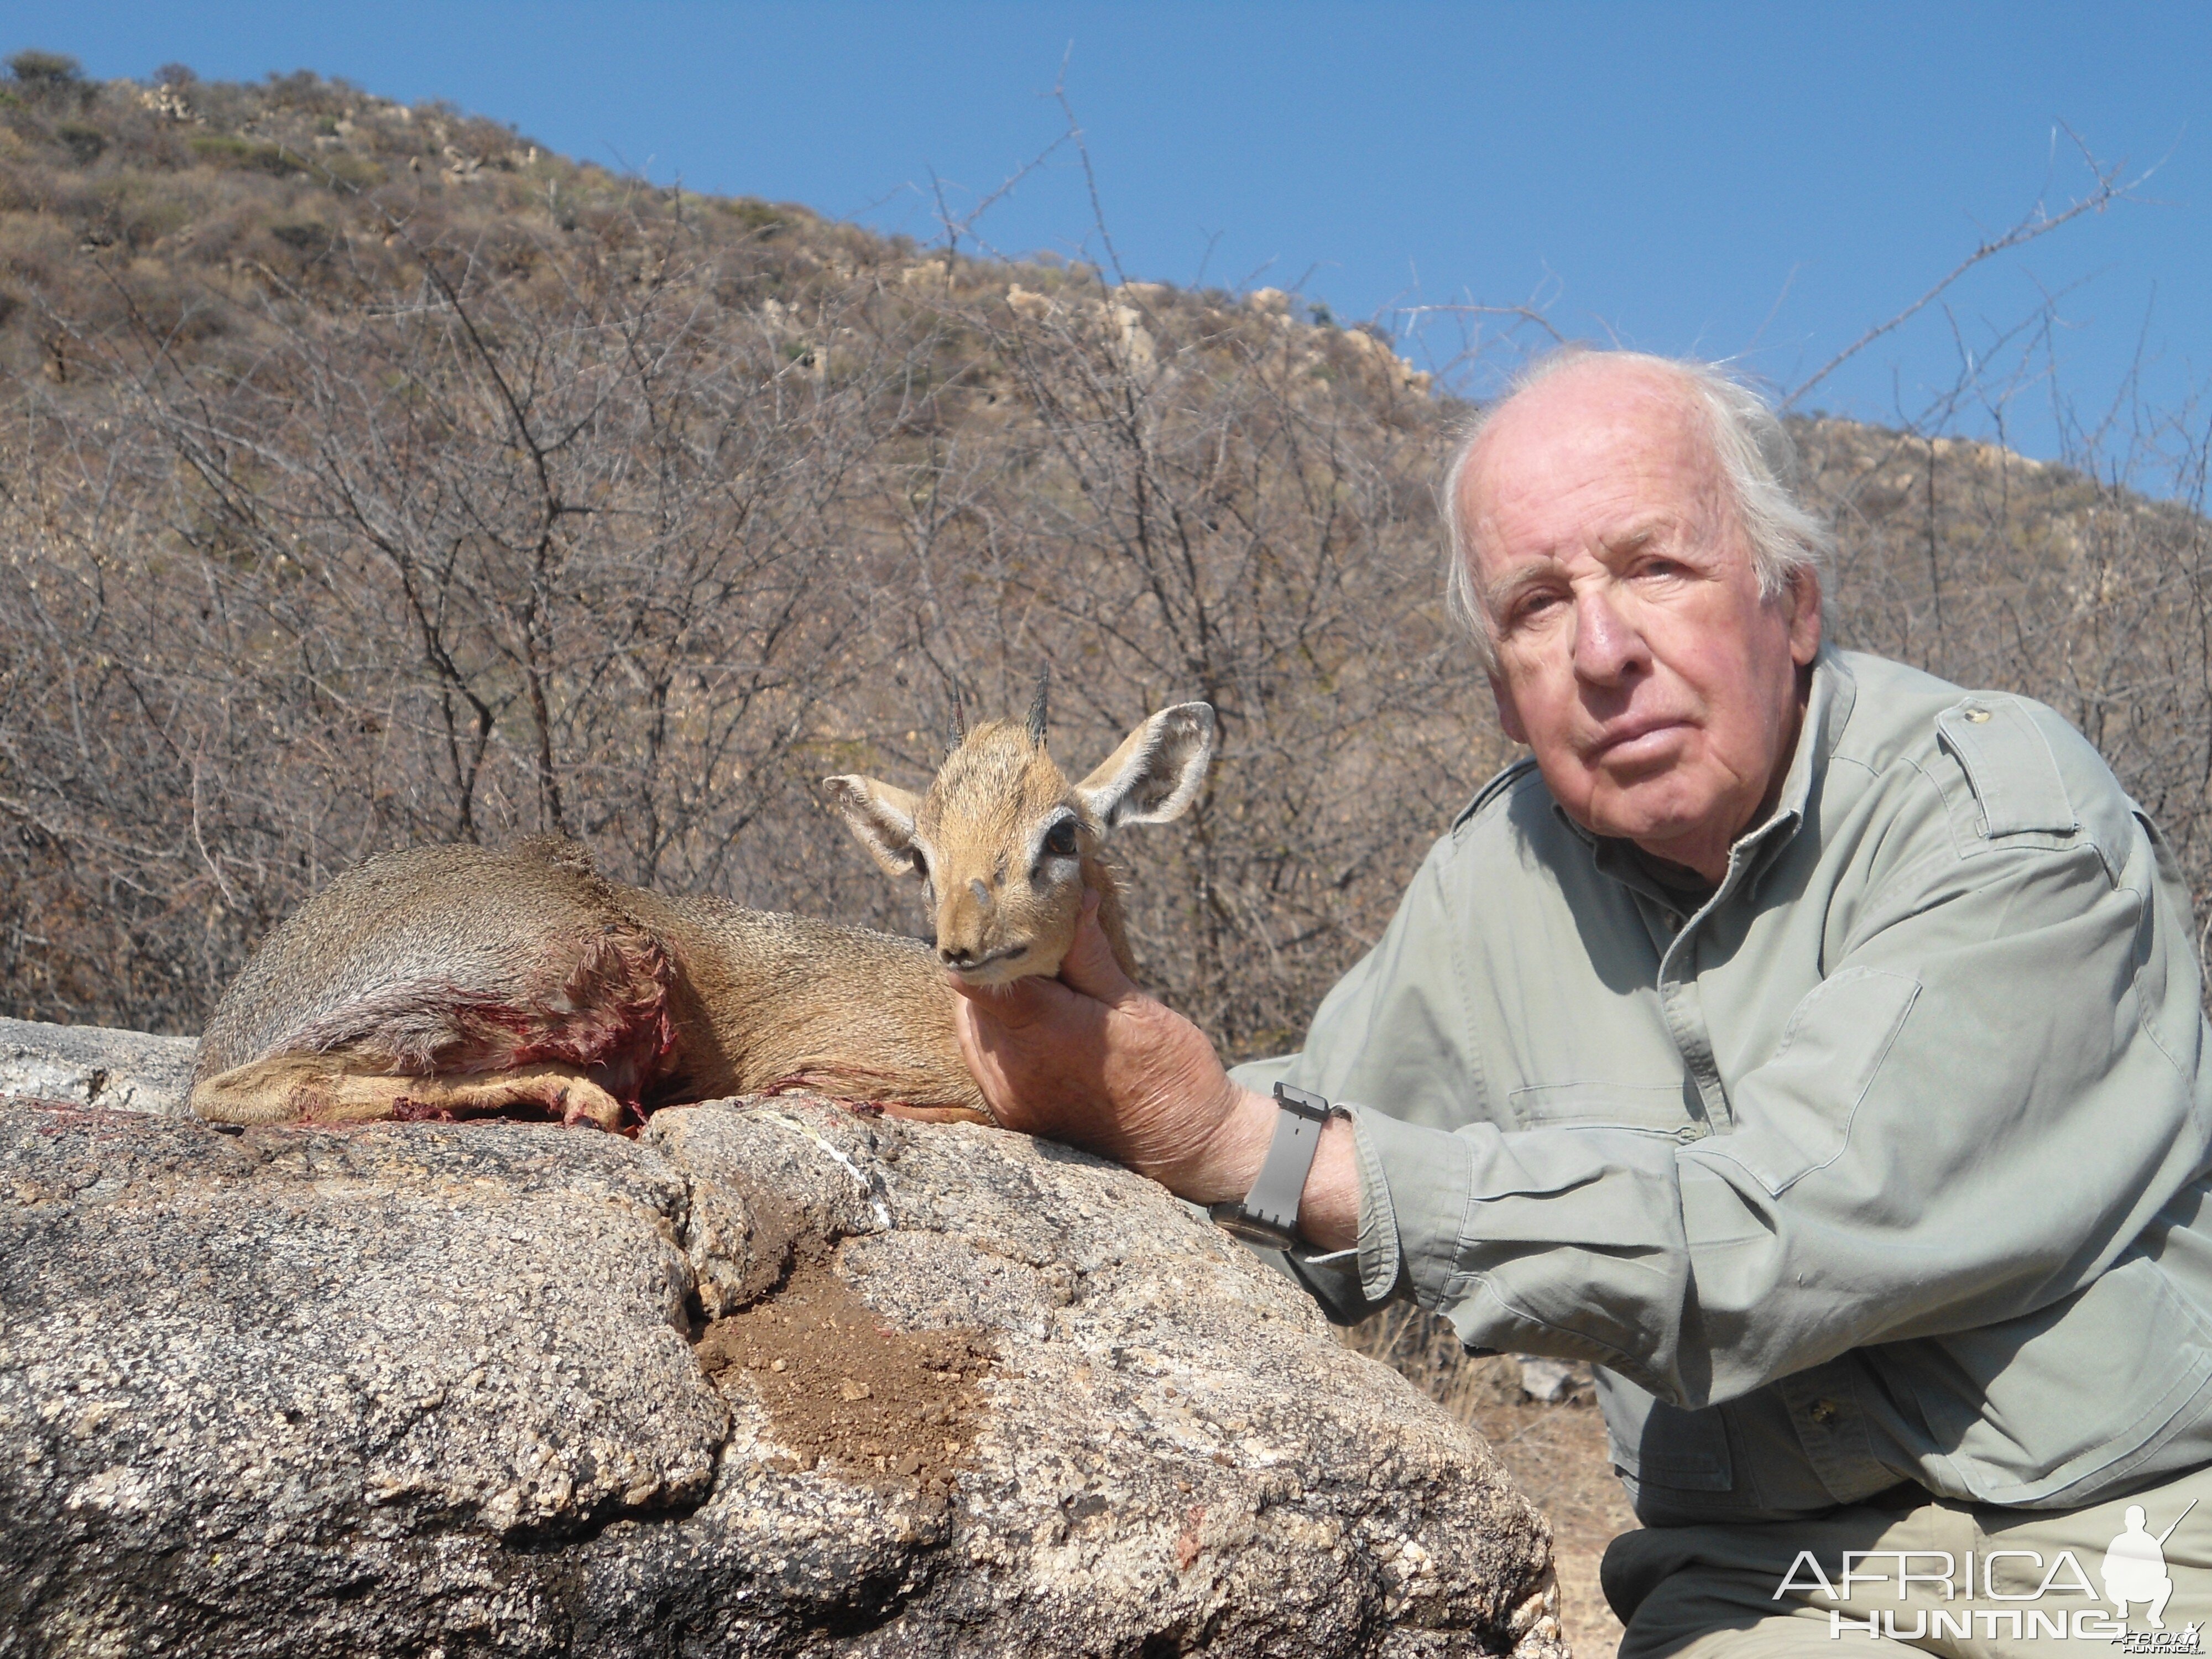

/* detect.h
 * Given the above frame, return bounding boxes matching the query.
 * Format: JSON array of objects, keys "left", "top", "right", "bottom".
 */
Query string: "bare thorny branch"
[{"left": 1785, "top": 132, "right": 2146, "bottom": 408}]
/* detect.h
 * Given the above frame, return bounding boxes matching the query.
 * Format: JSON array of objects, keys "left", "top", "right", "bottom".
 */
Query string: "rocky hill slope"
[{"left": 2, "top": 53, "right": 2208, "bottom": 1053}]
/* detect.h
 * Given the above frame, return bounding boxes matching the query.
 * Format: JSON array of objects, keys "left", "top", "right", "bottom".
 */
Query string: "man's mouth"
[{"left": 1588, "top": 718, "right": 1691, "bottom": 765}]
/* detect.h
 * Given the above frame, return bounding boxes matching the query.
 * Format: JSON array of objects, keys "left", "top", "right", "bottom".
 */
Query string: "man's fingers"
[
  {"left": 946, "top": 969, "right": 1082, "bottom": 1029},
  {"left": 1057, "top": 898, "right": 1140, "bottom": 1005}
]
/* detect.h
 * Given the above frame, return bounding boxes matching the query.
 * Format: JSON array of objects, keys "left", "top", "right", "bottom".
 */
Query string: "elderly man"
[{"left": 953, "top": 349, "right": 2212, "bottom": 1655}]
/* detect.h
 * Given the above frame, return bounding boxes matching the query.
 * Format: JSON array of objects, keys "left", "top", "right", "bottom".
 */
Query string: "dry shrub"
[
  {"left": 1804, "top": 422, "right": 2212, "bottom": 921},
  {"left": 0, "top": 82, "right": 1501, "bottom": 1051},
  {"left": 5, "top": 69, "right": 2210, "bottom": 1076}
]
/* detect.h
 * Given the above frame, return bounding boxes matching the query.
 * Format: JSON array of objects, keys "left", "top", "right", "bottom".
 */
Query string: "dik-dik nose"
[{"left": 937, "top": 879, "right": 1006, "bottom": 970}]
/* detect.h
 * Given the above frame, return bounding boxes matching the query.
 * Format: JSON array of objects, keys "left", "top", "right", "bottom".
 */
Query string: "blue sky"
[{"left": 29, "top": 2, "right": 2212, "bottom": 472}]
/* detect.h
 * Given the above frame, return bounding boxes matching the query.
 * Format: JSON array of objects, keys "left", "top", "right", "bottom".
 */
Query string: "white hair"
[{"left": 1439, "top": 348, "right": 1833, "bottom": 673}]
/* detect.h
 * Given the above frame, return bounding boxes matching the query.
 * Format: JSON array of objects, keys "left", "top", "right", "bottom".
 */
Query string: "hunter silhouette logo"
[{"left": 2105, "top": 1500, "right": 2194, "bottom": 1631}]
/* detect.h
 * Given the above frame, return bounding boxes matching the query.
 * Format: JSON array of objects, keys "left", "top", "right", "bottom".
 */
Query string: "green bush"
[{"left": 6, "top": 49, "right": 81, "bottom": 94}]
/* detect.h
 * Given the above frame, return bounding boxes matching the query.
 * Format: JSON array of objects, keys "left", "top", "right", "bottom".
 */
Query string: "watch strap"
[{"left": 1208, "top": 1083, "right": 1342, "bottom": 1248}]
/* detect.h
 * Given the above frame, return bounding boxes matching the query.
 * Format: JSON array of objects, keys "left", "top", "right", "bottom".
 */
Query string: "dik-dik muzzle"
[{"left": 823, "top": 700, "right": 1214, "bottom": 986}]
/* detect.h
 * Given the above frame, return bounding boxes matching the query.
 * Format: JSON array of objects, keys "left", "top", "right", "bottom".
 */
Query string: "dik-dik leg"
[{"left": 190, "top": 1054, "right": 628, "bottom": 1130}]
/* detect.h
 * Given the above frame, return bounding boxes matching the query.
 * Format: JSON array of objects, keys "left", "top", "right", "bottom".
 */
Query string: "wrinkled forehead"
[
  {"left": 1459, "top": 363, "right": 1728, "bottom": 559},
  {"left": 920, "top": 727, "right": 1070, "bottom": 852}
]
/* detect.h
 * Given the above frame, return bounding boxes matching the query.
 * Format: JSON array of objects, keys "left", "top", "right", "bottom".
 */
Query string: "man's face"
[{"left": 1459, "top": 362, "right": 1821, "bottom": 880}]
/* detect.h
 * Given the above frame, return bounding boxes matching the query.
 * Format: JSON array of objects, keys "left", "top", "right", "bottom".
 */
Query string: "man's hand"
[{"left": 948, "top": 895, "right": 1359, "bottom": 1249}]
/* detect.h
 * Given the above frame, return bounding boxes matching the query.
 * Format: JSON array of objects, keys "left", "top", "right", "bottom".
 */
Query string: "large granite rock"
[{"left": 0, "top": 1022, "right": 1564, "bottom": 1658}]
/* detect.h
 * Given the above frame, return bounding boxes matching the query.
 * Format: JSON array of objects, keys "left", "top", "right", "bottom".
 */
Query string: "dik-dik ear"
[
  {"left": 1074, "top": 703, "right": 1215, "bottom": 832},
  {"left": 822, "top": 775, "right": 928, "bottom": 881}
]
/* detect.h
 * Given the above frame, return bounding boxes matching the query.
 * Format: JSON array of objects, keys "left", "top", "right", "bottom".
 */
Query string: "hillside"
[
  {"left": 3, "top": 54, "right": 2209, "bottom": 1055},
  {"left": 0, "top": 56, "right": 1480, "bottom": 1051}
]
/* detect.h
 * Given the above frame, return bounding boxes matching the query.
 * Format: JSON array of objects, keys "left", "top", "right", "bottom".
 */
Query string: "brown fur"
[
  {"left": 188, "top": 705, "right": 1213, "bottom": 1130},
  {"left": 189, "top": 841, "right": 983, "bottom": 1126}
]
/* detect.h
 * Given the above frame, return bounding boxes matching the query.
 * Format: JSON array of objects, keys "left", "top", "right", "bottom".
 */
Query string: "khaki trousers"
[{"left": 1605, "top": 1461, "right": 2212, "bottom": 1657}]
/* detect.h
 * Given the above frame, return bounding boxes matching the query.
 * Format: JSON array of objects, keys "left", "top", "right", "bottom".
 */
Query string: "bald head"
[{"left": 1462, "top": 361, "right": 1726, "bottom": 630}]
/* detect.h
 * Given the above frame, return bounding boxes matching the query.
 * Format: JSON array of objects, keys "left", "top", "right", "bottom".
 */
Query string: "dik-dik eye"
[{"left": 1043, "top": 817, "right": 1079, "bottom": 858}]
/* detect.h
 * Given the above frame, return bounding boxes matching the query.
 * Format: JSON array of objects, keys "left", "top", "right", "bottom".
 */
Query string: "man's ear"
[
  {"left": 1489, "top": 673, "right": 1530, "bottom": 745},
  {"left": 1786, "top": 566, "right": 1823, "bottom": 665},
  {"left": 822, "top": 776, "right": 927, "bottom": 881},
  {"left": 1074, "top": 703, "right": 1215, "bottom": 831}
]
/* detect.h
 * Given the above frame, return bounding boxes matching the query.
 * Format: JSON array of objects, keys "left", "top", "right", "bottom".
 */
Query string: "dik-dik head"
[{"left": 824, "top": 686, "right": 1214, "bottom": 987}]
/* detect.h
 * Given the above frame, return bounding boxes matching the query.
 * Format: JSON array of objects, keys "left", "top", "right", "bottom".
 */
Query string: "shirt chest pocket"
[{"left": 1506, "top": 1080, "right": 1701, "bottom": 1135}]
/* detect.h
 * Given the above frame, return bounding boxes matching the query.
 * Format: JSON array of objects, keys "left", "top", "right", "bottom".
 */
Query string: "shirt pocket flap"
[
  {"left": 1506, "top": 1080, "right": 1694, "bottom": 1133},
  {"left": 1702, "top": 968, "right": 1921, "bottom": 1197},
  {"left": 1936, "top": 698, "right": 2078, "bottom": 837}
]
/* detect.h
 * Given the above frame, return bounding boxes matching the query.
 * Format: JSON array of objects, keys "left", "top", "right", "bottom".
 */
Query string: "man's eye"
[
  {"left": 1044, "top": 818, "right": 1079, "bottom": 857},
  {"left": 1514, "top": 591, "right": 1564, "bottom": 624}
]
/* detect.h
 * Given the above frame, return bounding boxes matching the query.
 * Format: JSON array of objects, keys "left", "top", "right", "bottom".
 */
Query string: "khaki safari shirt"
[{"left": 1233, "top": 648, "right": 2212, "bottom": 1526}]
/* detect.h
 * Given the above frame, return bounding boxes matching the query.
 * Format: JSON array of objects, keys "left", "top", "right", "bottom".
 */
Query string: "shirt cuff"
[
  {"left": 1340, "top": 1104, "right": 1480, "bottom": 1310},
  {"left": 1272, "top": 1108, "right": 1411, "bottom": 1319}
]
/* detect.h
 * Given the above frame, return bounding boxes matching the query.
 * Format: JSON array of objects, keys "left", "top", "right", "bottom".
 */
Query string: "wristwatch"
[{"left": 1208, "top": 1082, "right": 1348, "bottom": 1249}]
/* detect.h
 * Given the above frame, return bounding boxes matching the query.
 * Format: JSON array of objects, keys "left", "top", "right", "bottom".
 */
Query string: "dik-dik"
[{"left": 187, "top": 693, "right": 1214, "bottom": 1129}]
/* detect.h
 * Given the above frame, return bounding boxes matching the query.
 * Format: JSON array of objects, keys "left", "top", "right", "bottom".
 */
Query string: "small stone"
[
  {"left": 769, "top": 1358, "right": 786, "bottom": 1374},
  {"left": 1514, "top": 1355, "right": 1585, "bottom": 1404},
  {"left": 838, "top": 1378, "right": 870, "bottom": 1402}
]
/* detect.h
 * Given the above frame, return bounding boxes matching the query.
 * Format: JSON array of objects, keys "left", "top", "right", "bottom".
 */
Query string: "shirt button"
[{"left": 1808, "top": 1399, "right": 1840, "bottom": 1426}]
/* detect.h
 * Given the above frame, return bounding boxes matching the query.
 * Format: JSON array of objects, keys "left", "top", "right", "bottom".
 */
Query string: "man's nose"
[{"left": 1571, "top": 584, "right": 1648, "bottom": 684}]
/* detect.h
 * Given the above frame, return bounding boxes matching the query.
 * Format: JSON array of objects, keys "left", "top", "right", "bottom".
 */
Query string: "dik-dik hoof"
[
  {"left": 190, "top": 1056, "right": 634, "bottom": 1130},
  {"left": 399, "top": 1065, "right": 631, "bottom": 1131}
]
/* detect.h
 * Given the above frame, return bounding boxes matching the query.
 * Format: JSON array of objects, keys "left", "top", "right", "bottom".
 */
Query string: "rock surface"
[
  {"left": 0, "top": 1024, "right": 1564, "bottom": 1658},
  {"left": 0, "top": 1016, "right": 195, "bottom": 1115}
]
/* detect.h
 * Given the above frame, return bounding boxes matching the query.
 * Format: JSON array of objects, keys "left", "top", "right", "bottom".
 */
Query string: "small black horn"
[
  {"left": 947, "top": 682, "right": 968, "bottom": 751},
  {"left": 1026, "top": 666, "right": 1050, "bottom": 746}
]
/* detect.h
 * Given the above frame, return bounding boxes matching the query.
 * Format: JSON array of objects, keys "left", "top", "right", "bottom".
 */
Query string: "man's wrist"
[
  {"left": 1191, "top": 1085, "right": 1360, "bottom": 1253},
  {"left": 1176, "top": 1084, "right": 1278, "bottom": 1207},
  {"left": 1297, "top": 1113, "right": 1359, "bottom": 1251}
]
